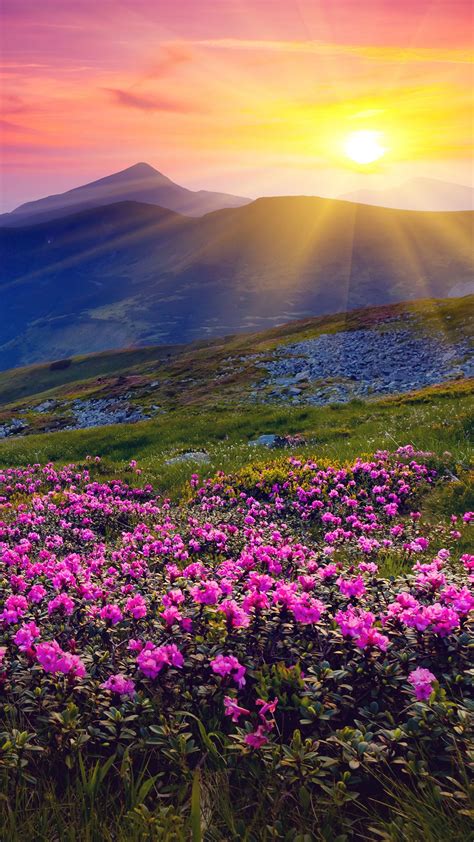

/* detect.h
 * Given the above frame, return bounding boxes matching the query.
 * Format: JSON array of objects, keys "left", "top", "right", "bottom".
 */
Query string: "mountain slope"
[
  {"left": 0, "top": 196, "right": 472, "bottom": 370},
  {"left": 341, "top": 177, "right": 474, "bottom": 211},
  {"left": 0, "top": 163, "right": 251, "bottom": 226}
]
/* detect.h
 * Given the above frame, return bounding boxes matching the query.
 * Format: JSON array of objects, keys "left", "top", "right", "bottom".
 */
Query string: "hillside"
[
  {"left": 0, "top": 197, "right": 472, "bottom": 370},
  {"left": 342, "top": 177, "right": 474, "bottom": 212},
  {"left": 0, "top": 297, "right": 472, "bottom": 485},
  {"left": 0, "top": 162, "right": 250, "bottom": 226}
]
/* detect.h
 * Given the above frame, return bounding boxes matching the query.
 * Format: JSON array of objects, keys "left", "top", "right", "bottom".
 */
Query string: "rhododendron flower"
[
  {"left": 101, "top": 673, "right": 135, "bottom": 697},
  {"left": 440, "top": 586, "right": 474, "bottom": 615},
  {"left": 190, "top": 580, "right": 222, "bottom": 605},
  {"left": 256, "top": 697, "right": 278, "bottom": 717},
  {"left": 14, "top": 621, "right": 40, "bottom": 651},
  {"left": 162, "top": 588, "right": 185, "bottom": 607},
  {"left": 211, "top": 654, "right": 246, "bottom": 688},
  {"left": 219, "top": 599, "right": 250, "bottom": 628},
  {"left": 36, "top": 641, "right": 86, "bottom": 678},
  {"left": 358, "top": 561, "right": 378, "bottom": 575},
  {"left": 408, "top": 667, "right": 436, "bottom": 700},
  {"left": 28, "top": 584, "right": 47, "bottom": 603},
  {"left": 1, "top": 594, "right": 28, "bottom": 624},
  {"left": 319, "top": 564, "right": 337, "bottom": 579},
  {"left": 336, "top": 606, "right": 375, "bottom": 638},
  {"left": 338, "top": 575, "right": 366, "bottom": 598},
  {"left": 136, "top": 643, "right": 184, "bottom": 678},
  {"left": 125, "top": 594, "right": 147, "bottom": 619},
  {"left": 356, "top": 627, "right": 389, "bottom": 651},
  {"left": 100, "top": 604, "right": 123, "bottom": 625},
  {"left": 0, "top": 646, "right": 6, "bottom": 666},
  {"left": 48, "top": 593, "right": 75, "bottom": 616},
  {"left": 244, "top": 725, "right": 269, "bottom": 749},
  {"left": 224, "top": 696, "right": 250, "bottom": 722},
  {"left": 161, "top": 606, "right": 183, "bottom": 627},
  {"left": 242, "top": 590, "right": 269, "bottom": 613},
  {"left": 292, "top": 595, "right": 325, "bottom": 624},
  {"left": 424, "top": 603, "right": 459, "bottom": 636}
]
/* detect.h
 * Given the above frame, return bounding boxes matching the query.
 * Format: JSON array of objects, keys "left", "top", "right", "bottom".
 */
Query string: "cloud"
[
  {"left": 191, "top": 38, "right": 472, "bottom": 65},
  {"left": 146, "top": 43, "right": 194, "bottom": 79},
  {"left": 0, "top": 119, "right": 36, "bottom": 133},
  {"left": 105, "top": 87, "right": 195, "bottom": 112}
]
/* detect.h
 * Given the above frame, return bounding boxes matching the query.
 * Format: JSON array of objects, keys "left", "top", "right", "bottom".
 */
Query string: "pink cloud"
[{"left": 105, "top": 88, "right": 198, "bottom": 113}]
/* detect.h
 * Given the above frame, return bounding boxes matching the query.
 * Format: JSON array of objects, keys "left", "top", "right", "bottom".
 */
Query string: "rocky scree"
[{"left": 252, "top": 328, "right": 473, "bottom": 405}]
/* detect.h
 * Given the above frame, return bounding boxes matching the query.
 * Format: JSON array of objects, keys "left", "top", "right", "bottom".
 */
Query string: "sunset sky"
[{"left": 1, "top": 0, "right": 472, "bottom": 211}]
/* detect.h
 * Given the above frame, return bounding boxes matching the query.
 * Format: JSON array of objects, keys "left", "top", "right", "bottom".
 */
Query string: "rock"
[
  {"left": 62, "top": 398, "right": 149, "bottom": 431},
  {"left": 0, "top": 418, "right": 28, "bottom": 438},
  {"left": 35, "top": 400, "right": 57, "bottom": 413},
  {"left": 165, "top": 451, "right": 210, "bottom": 465},
  {"left": 248, "top": 434, "right": 286, "bottom": 448},
  {"left": 253, "top": 327, "right": 473, "bottom": 408}
]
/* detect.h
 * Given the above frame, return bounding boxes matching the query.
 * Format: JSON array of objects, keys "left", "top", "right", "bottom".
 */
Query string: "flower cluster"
[{"left": 0, "top": 447, "right": 471, "bottom": 795}]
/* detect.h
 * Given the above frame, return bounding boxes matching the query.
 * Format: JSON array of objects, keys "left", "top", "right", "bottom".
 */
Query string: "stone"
[
  {"left": 35, "top": 400, "right": 57, "bottom": 413},
  {"left": 248, "top": 434, "right": 286, "bottom": 448},
  {"left": 165, "top": 451, "right": 211, "bottom": 465}
]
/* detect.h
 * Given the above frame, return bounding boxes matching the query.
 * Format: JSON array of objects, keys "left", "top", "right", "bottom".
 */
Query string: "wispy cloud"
[
  {"left": 105, "top": 87, "right": 197, "bottom": 112},
  {"left": 191, "top": 38, "right": 473, "bottom": 65}
]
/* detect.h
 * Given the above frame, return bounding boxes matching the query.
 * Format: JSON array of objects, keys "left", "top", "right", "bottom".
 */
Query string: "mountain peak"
[
  {"left": 123, "top": 162, "right": 161, "bottom": 176},
  {"left": 1, "top": 164, "right": 251, "bottom": 225}
]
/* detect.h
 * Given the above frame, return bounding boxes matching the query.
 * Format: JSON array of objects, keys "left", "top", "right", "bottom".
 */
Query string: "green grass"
[
  {"left": 1, "top": 385, "right": 472, "bottom": 499},
  {"left": 2, "top": 761, "right": 471, "bottom": 842}
]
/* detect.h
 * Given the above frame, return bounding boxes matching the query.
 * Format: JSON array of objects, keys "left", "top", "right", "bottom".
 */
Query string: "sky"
[{"left": 1, "top": 0, "right": 473, "bottom": 210}]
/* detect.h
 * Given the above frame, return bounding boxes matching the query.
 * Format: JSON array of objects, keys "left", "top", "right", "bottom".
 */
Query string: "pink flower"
[
  {"left": 125, "top": 594, "right": 147, "bottom": 619},
  {"left": 291, "top": 594, "right": 325, "bottom": 624},
  {"left": 161, "top": 605, "right": 183, "bottom": 627},
  {"left": 408, "top": 667, "right": 436, "bottom": 701},
  {"left": 211, "top": 654, "right": 246, "bottom": 688},
  {"left": 336, "top": 606, "right": 375, "bottom": 638},
  {"left": 36, "top": 641, "right": 86, "bottom": 678},
  {"left": 100, "top": 604, "right": 123, "bottom": 625},
  {"left": 13, "top": 621, "right": 40, "bottom": 651},
  {"left": 244, "top": 725, "right": 268, "bottom": 749},
  {"left": 224, "top": 696, "right": 250, "bottom": 722},
  {"left": 219, "top": 599, "right": 250, "bottom": 628},
  {"left": 28, "top": 584, "right": 47, "bottom": 603},
  {"left": 162, "top": 588, "right": 185, "bottom": 607},
  {"left": 358, "top": 561, "right": 378, "bottom": 575},
  {"left": 47, "top": 593, "right": 75, "bottom": 616},
  {"left": 136, "top": 643, "right": 184, "bottom": 679},
  {"left": 242, "top": 590, "right": 269, "bottom": 613},
  {"left": 256, "top": 697, "right": 278, "bottom": 717},
  {"left": 355, "top": 627, "right": 389, "bottom": 652},
  {"left": 190, "top": 580, "right": 222, "bottom": 605},
  {"left": 101, "top": 673, "right": 136, "bottom": 697},
  {"left": 338, "top": 575, "right": 366, "bottom": 599},
  {"left": 1, "top": 594, "right": 28, "bottom": 624}
]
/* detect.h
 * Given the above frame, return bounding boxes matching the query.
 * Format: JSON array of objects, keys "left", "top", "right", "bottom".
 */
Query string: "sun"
[{"left": 344, "top": 130, "right": 386, "bottom": 165}]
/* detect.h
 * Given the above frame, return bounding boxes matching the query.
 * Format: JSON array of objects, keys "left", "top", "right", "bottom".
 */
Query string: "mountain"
[
  {"left": 341, "top": 177, "right": 474, "bottom": 212},
  {"left": 0, "top": 196, "right": 472, "bottom": 370},
  {"left": 0, "top": 163, "right": 251, "bottom": 226}
]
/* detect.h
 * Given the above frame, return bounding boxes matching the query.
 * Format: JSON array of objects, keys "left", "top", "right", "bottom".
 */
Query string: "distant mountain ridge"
[
  {"left": 341, "top": 177, "right": 474, "bottom": 212},
  {"left": 0, "top": 194, "right": 472, "bottom": 370},
  {"left": 0, "top": 163, "right": 251, "bottom": 226}
]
